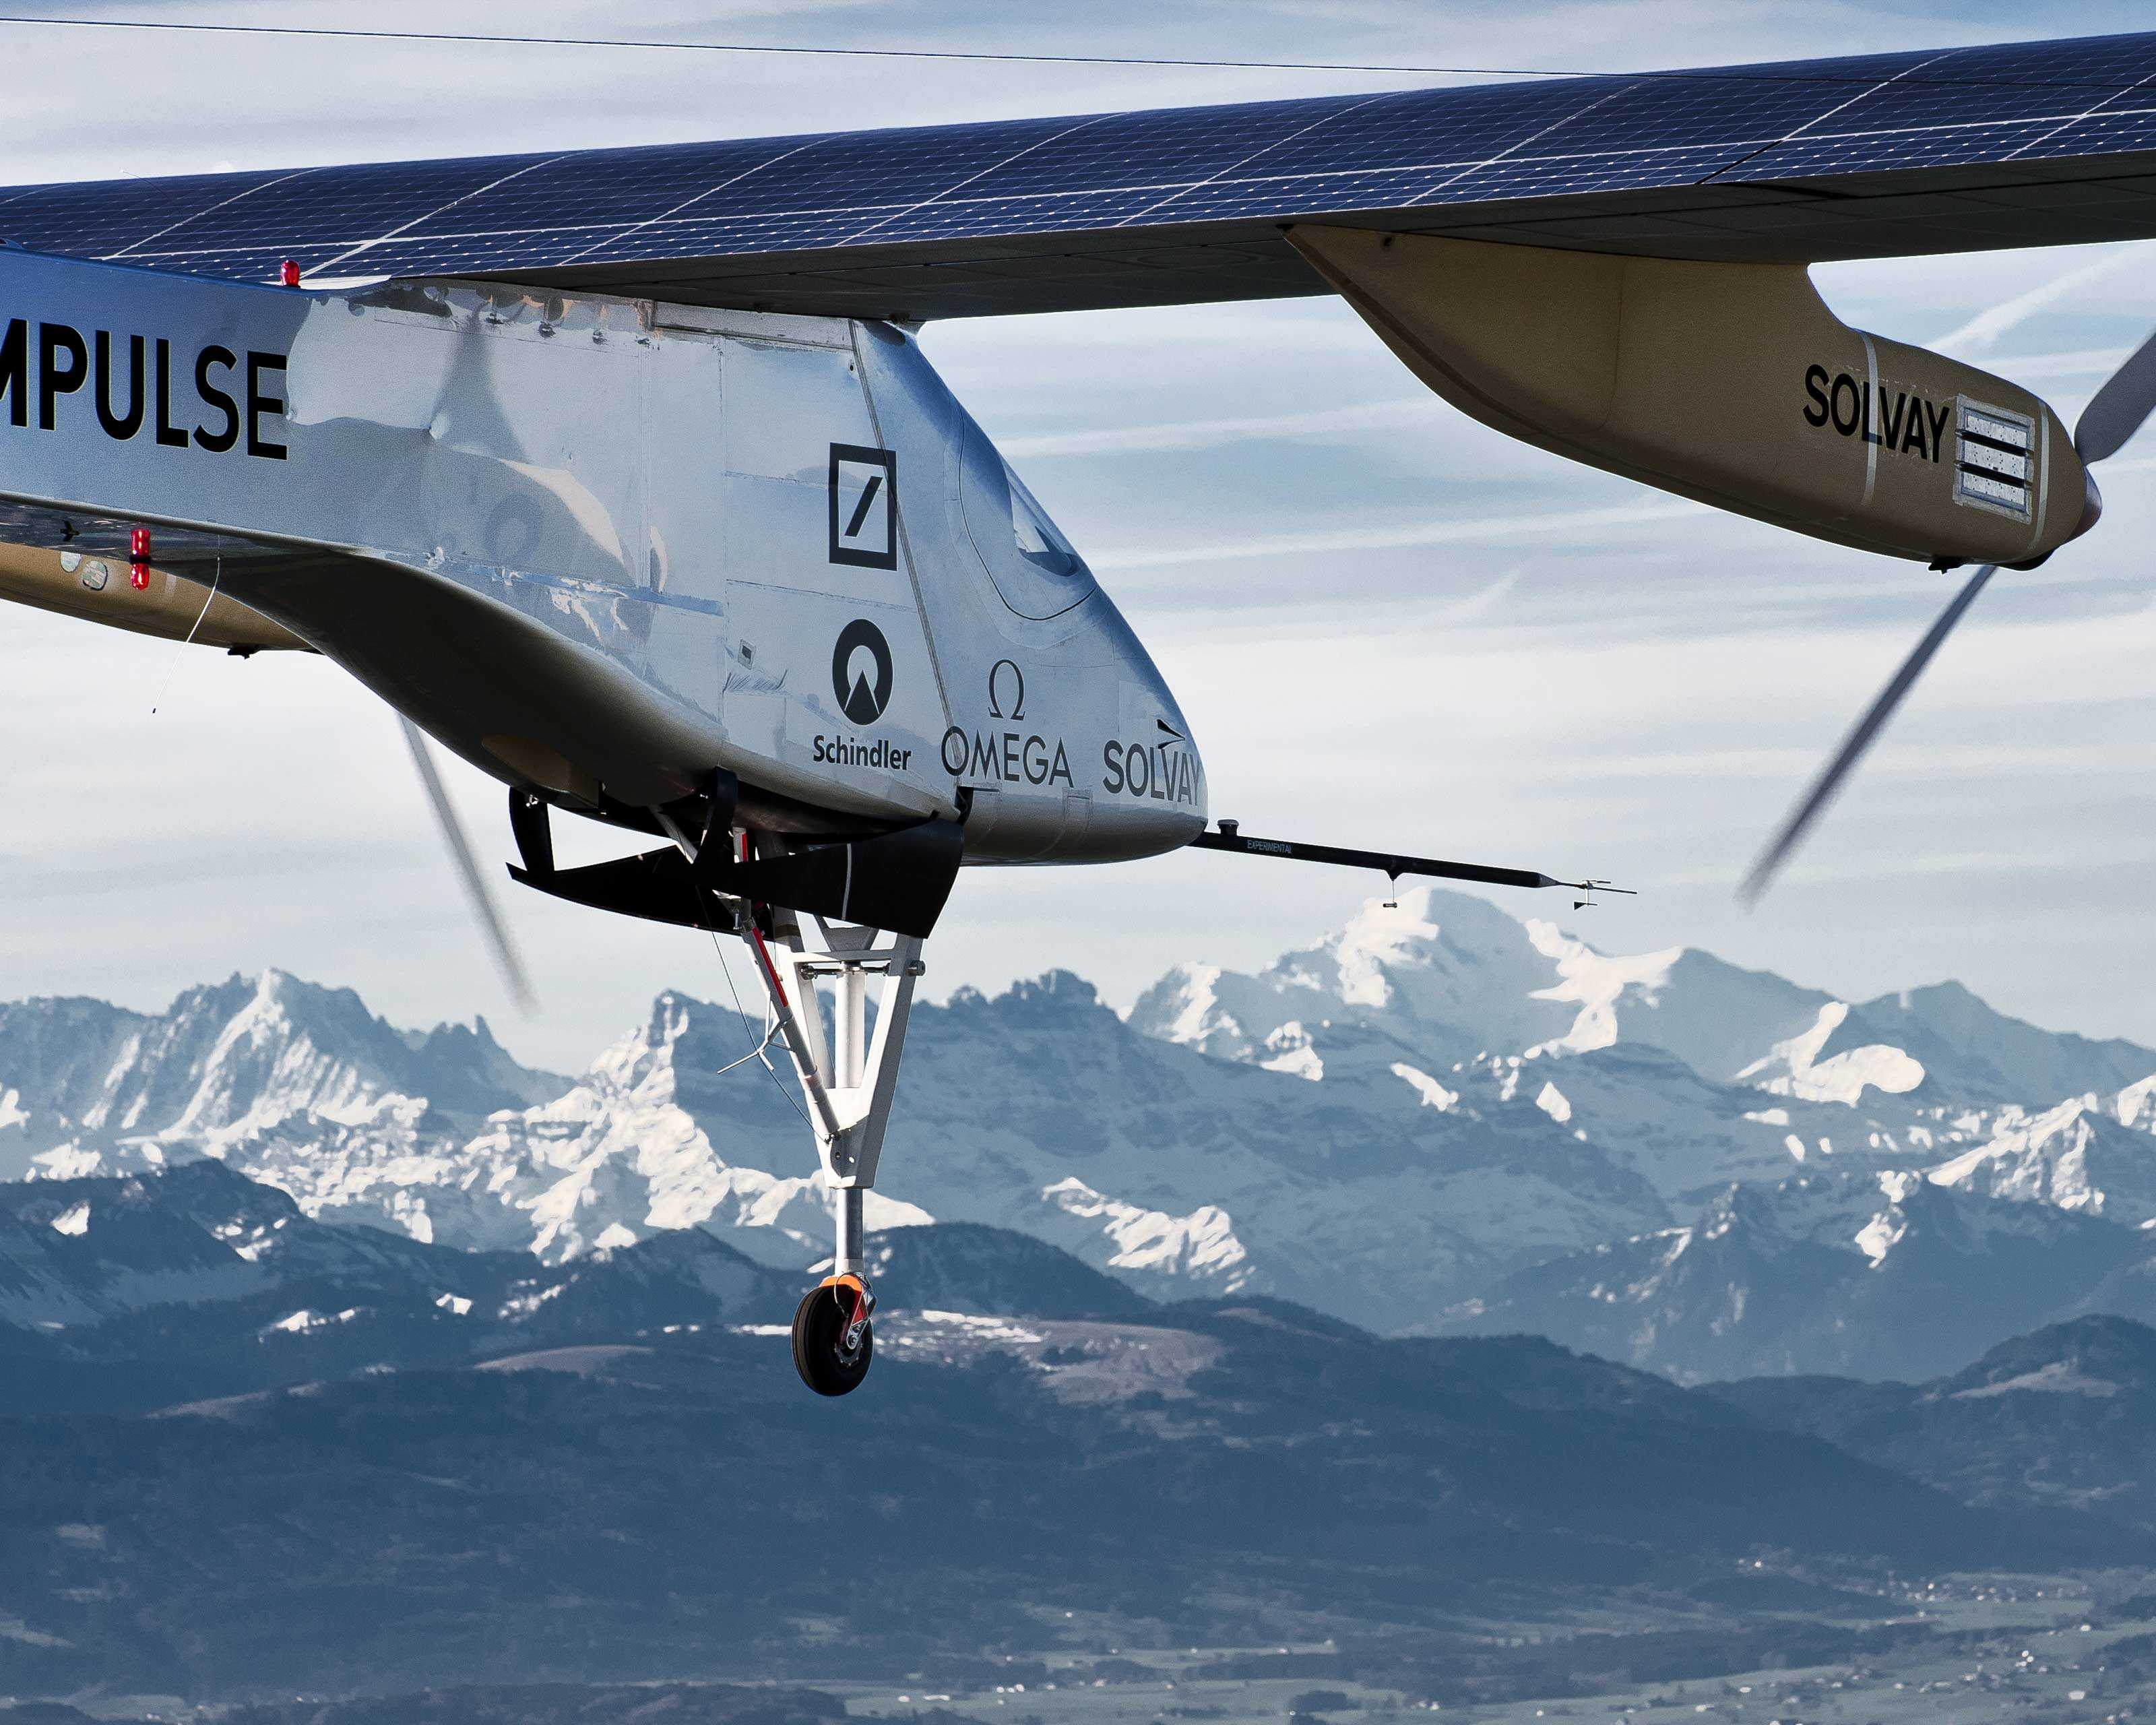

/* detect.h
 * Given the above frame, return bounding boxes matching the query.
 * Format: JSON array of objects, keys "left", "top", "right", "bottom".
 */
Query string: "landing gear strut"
[
  {"left": 743, "top": 905, "right": 925, "bottom": 1397},
  {"left": 516, "top": 790, "right": 955, "bottom": 1400}
]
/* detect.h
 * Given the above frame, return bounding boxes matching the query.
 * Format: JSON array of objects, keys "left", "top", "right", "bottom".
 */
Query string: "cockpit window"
[
  {"left": 959, "top": 424, "right": 1097, "bottom": 619},
  {"left": 1007, "top": 469, "right": 1085, "bottom": 579}
]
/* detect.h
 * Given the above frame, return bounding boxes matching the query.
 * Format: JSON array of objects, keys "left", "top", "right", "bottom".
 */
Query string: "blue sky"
[{"left": 1, "top": 0, "right": 2154, "bottom": 1069}]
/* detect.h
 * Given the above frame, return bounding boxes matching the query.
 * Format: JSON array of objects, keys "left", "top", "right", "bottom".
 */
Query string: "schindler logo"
[{"left": 831, "top": 618, "right": 893, "bottom": 724}]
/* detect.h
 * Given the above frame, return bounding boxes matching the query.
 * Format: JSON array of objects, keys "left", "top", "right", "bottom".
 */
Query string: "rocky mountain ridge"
[
  {"left": 1711, "top": 1314, "right": 2156, "bottom": 1528},
  {"left": 5, "top": 887, "right": 2154, "bottom": 1376}
]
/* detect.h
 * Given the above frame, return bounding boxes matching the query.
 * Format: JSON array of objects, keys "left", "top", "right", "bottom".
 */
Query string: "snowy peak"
[
  {"left": 1129, "top": 886, "right": 1847, "bottom": 1088},
  {"left": 403, "top": 1013, "right": 564, "bottom": 1119},
  {"left": 2120, "top": 1074, "right": 2156, "bottom": 1133},
  {"left": 7, "top": 888, "right": 2156, "bottom": 1371},
  {"left": 1854, "top": 980, "right": 2156, "bottom": 1106},
  {"left": 1448, "top": 1165, "right": 2155, "bottom": 1382},
  {"left": 1129, "top": 889, "right": 1565, "bottom": 1063},
  {"left": 1521, "top": 918, "right": 1683, "bottom": 1055},
  {"left": 1736, "top": 1000, "right": 1926, "bottom": 1106},
  {"left": 0, "top": 970, "right": 563, "bottom": 1179},
  {"left": 1929, "top": 1098, "right": 2156, "bottom": 1226},
  {"left": 1125, "top": 887, "right": 2155, "bottom": 1127}
]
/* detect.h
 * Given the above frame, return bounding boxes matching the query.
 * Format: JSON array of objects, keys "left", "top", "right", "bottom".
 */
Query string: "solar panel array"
[{"left": 3, "top": 30, "right": 2156, "bottom": 301}]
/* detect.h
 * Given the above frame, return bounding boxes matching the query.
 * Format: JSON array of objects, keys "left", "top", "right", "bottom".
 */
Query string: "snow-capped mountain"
[
  {"left": 0, "top": 964, "right": 1675, "bottom": 1319},
  {"left": 1928, "top": 1096, "right": 2156, "bottom": 1226},
  {"left": 1133, "top": 889, "right": 2156, "bottom": 1109},
  {"left": 4, "top": 885, "right": 2153, "bottom": 1368},
  {"left": 442, "top": 973, "right": 1675, "bottom": 1316},
  {"left": 1131, "top": 892, "right": 1912, "bottom": 1092},
  {"left": 0, "top": 971, "right": 561, "bottom": 1184},
  {"left": 1446, "top": 1168, "right": 2156, "bottom": 1383},
  {"left": 0, "top": 1157, "right": 789, "bottom": 1338}
]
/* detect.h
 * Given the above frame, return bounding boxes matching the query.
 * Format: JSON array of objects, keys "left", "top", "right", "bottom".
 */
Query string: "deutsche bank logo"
[{"left": 829, "top": 443, "right": 898, "bottom": 570}]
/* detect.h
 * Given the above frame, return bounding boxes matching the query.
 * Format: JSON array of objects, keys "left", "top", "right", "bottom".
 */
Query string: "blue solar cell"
[
  {"left": 3, "top": 28, "right": 2155, "bottom": 296},
  {"left": 1733, "top": 121, "right": 2079, "bottom": 182},
  {"left": 0, "top": 168, "right": 292, "bottom": 258},
  {"left": 2029, "top": 106, "right": 2156, "bottom": 159},
  {"left": 132, "top": 158, "right": 542, "bottom": 268},
  {"left": 1446, "top": 146, "right": 1756, "bottom": 203}
]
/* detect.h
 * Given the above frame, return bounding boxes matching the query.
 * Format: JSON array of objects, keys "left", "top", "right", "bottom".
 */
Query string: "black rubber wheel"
[{"left": 791, "top": 1283, "right": 873, "bottom": 1396}]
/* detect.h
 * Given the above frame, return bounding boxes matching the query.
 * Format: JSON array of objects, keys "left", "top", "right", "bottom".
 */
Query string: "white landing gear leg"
[{"left": 744, "top": 910, "right": 926, "bottom": 1397}]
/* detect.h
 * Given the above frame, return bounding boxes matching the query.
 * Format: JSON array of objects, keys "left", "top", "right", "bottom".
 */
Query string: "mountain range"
[
  {"left": 5, "top": 1154, "right": 2155, "bottom": 1704},
  {"left": 1715, "top": 1313, "right": 2156, "bottom": 1530},
  {"left": 5, "top": 885, "right": 2156, "bottom": 1381}
]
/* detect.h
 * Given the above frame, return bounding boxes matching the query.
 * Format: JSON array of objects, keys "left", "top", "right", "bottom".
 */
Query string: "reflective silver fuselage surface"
[{"left": 0, "top": 250, "right": 1205, "bottom": 863}]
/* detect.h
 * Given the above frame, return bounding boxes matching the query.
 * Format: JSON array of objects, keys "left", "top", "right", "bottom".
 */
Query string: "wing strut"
[{"left": 1191, "top": 820, "right": 1630, "bottom": 909}]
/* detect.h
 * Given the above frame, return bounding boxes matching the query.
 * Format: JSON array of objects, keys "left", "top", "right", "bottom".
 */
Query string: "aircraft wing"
[{"left": 3, "top": 32, "right": 2156, "bottom": 319}]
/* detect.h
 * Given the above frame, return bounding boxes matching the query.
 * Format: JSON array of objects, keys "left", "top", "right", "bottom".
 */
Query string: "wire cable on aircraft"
[
  {"left": 709, "top": 924, "right": 813, "bottom": 1135},
  {"left": 0, "top": 15, "right": 1577, "bottom": 75},
  {"left": 0, "top": 15, "right": 2137, "bottom": 91}
]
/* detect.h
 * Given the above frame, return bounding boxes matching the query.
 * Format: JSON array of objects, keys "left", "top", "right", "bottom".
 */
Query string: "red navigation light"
[
  {"left": 129, "top": 527, "right": 151, "bottom": 590},
  {"left": 280, "top": 259, "right": 301, "bottom": 288}
]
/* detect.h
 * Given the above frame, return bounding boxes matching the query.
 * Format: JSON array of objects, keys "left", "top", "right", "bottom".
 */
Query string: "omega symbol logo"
[
  {"left": 988, "top": 658, "right": 1025, "bottom": 720},
  {"left": 832, "top": 619, "right": 894, "bottom": 725}
]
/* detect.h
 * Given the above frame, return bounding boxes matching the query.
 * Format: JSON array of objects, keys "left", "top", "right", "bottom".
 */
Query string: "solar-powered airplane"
[{"left": 7, "top": 28, "right": 2156, "bottom": 1391}]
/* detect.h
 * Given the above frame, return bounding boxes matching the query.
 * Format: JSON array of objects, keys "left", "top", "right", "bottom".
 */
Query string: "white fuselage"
[{"left": 0, "top": 251, "right": 1206, "bottom": 864}]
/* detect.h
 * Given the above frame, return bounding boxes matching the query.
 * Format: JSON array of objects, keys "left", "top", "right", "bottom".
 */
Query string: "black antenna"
[{"left": 1195, "top": 819, "right": 1630, "bottom": 901}]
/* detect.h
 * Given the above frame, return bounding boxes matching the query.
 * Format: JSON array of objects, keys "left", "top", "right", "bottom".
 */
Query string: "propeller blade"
[
  {"left": 1738, "top": 563, "right": 1997, "bottom": 908},
  {"left": 399, "top": 716, "right": 539, "bottom": 1014},
  {"left": 2075, "top": 322, "right": 2156, "bottom": 463}
]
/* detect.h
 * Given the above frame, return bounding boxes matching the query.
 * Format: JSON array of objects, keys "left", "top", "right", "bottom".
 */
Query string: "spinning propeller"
[
  {"left": 399, "top": 716, "right": 538, "bottom": 1014},
  {"left": 1739, "top": 318, "right": 2156, "bottom": 906}
]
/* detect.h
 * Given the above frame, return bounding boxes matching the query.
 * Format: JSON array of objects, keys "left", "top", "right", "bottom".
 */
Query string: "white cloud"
[
  {"left": 1001, "top": 398, "right": 1440, "bottom": 458},
  {"left": 1934, "top": 250, "right": 2146, "bottom": 354},
  {"left": 1091, "top": 501, "right": 1704, "bottom": 571}
]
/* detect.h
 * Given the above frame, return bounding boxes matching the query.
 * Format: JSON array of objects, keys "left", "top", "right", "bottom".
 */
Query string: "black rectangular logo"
[{"left": 829, "top": 443, "right": 897, "bottom": 569}]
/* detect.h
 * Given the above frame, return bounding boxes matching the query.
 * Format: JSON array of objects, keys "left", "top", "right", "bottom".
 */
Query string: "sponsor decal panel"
[
  {"left": 814, "top": 735, "right": 913, "bottom": 771},
  {"left": 1801, "top": 363, "right": 1953, "bottom": 464},
  {"left": 1953, "top": 400, "right": 2035, "bottom": 521},
  {"left": 817, "top": 618, "right": 913, "bottom": 774},
  {"left": 937, "top": 664, "right": 1195, "bottom": 805},
  {"left": 1101, "top": 738, "right": 1199, "bottom": 806},
  {"left": 941, "top": 726, "right": 1074, "bottom": 787},
  {"left": 827, "top": 443, "right": 897, "bottom": 570},
  {"left": 831, "top": 619, "right": 894, "bottom": 724},
  {"left": 1802, "top": 363, "right": 2043, "bottom": 522},
  {"left": 939, "top": 662, "right": 1075, "bottom": 790},
  {"left": 0, "top": 320, "right": 288, "bottom": 458}
]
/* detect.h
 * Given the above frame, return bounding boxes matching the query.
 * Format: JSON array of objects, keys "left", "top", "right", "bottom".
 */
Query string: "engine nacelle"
[{"left": 1290, "top": 226, "right": 2099, "bottom": 568}]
